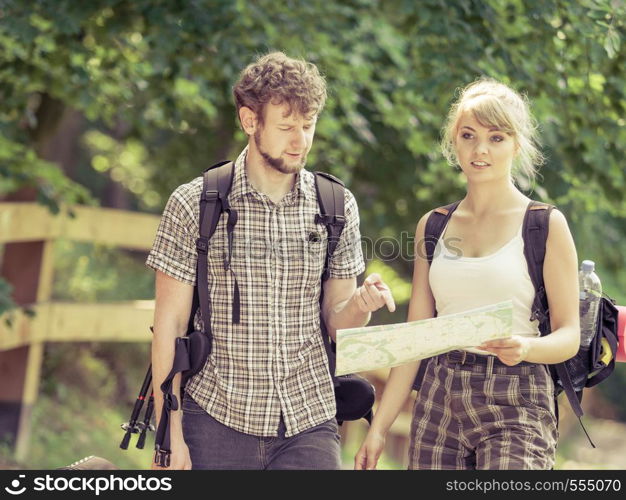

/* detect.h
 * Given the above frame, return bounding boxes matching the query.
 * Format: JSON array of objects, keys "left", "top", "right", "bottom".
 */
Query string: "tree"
[{"left": 1, "top": 0, "right": 625, "bottom": 308}]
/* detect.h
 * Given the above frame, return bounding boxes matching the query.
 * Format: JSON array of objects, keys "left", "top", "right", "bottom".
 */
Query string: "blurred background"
[{"left": 1, "top": 0, "right": 625, "bottom": 469}]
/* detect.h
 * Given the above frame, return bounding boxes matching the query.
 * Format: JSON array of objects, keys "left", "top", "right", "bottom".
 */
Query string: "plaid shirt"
[{"left": 146, "top": 148, "right": 365, "bottom": 437}]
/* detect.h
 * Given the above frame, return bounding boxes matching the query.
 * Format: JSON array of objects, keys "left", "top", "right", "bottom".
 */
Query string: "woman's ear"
[{"left": 239, "top": 106, "right": 257, "bottom": 135}]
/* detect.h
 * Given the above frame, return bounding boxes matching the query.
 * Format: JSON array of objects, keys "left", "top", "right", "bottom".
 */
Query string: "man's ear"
[{"left": 239, "top": 106, "right": 257, "bottom": 135}]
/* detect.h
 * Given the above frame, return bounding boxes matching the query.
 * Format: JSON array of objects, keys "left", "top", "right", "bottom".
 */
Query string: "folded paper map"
[{"left": 335, "top": 300, "right": 513, "bottom": 376}]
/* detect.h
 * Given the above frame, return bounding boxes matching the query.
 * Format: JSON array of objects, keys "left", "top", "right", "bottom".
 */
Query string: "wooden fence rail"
[
  {"left": 0, "top": 202, "right": 159, "bottom": 249},
  {"left": 0, "top": 301, "right": 155, "bottom": 351}
]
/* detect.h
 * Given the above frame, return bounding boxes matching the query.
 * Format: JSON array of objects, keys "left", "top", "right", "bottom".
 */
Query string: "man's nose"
[{"left": 291, "top": 129, "right": 307, "bottom": 148}]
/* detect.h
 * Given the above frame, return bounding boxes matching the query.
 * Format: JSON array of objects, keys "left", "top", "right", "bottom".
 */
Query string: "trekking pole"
[
  {"left": 120, "top": 364, "right": 152, "bottom": 449},
  {"left": 136, "top": 389, "right": 155, "bottom": 449}
]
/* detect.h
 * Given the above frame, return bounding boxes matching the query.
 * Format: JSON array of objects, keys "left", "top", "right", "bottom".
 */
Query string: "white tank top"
[{"left": 429, "top": 219, "right": 540, "bottom": 355}]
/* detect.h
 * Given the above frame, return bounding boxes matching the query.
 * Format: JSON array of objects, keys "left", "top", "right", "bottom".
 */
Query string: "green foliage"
[
  {"left": 598, "top": 364, "right": 626, "bottom": 421},
  {"left": 0, "top": 255, "right": 35, "bottom": 327},
  {"left": 25, "top": 342, "right": 153, "bottom": 469},
  {"left": 0, "top": 273, "right": 15, "bottom": 319},
  {"left": 27, "top": 394, "right": 153, "bottom": 470},
  {"left": 52, "top": 240, "right": 154, "bottom": 302},
  {"left": 83, "top": 131, "right": 160, "bottom": 209},
  {"left": 2, "top": 0, "right": 624, "bottom": 218},
  {"left": 0, "top": 136, "right": 92, "bottom": 213}
]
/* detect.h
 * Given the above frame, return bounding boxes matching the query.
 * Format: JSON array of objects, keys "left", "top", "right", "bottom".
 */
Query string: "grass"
[{"left": 26, "top": 392, "right": 153, "bottom": 470}]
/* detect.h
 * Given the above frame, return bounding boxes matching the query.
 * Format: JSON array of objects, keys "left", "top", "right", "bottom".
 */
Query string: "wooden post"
[
  {"left": 0, "top": 346, "right": 28, "bottom": 447},
  {"left": 0, "top": 236, "right": 55, "bottom": 462}
]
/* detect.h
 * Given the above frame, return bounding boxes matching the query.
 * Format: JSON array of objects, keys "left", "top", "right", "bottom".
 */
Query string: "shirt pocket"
[{"left": 302, "top": 225, "right": 328, "bottom": 287}]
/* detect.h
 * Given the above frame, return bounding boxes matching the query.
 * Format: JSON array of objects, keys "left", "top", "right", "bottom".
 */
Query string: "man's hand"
[
  {"left": 478, "top": 335, "right": 531, "bottom": 366},
  {"left": 354, "top": 273, "right": 396, "bottom": 313},
  {"left": 151, "top": 436, "right": 192, "bottom": 470}
]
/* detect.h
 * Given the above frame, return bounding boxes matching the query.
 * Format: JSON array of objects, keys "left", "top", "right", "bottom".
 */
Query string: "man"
[{"left": 147, "top": 51, "right": 394, "bottom": 470}]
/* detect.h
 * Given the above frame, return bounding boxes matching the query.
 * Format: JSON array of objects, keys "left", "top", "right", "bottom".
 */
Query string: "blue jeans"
[{"left": 181, "top": 392, "right": 342, "bottom": 470}]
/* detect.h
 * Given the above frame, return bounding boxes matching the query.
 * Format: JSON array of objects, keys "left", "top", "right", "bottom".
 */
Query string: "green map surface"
[{"left": 336, "top": 300, "right": 513, "bottom": 376}]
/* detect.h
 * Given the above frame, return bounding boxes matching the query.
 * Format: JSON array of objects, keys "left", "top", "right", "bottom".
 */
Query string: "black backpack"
[
  {"left": 412, "top": 200, "right": 620, "bottom": 447},
  {"left": 151, "top": 161, "right": 374, "bottom": 466}
]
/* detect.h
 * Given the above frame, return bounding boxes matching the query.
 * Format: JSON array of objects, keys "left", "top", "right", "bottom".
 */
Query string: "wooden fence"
[{"left": 0, "top": 202, "right": 158, "bottom": 462}]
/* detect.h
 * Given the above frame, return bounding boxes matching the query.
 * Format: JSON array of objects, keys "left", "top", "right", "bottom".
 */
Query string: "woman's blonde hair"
[{"left": 440, "top": 78, "right": 544, "bottom": 187}]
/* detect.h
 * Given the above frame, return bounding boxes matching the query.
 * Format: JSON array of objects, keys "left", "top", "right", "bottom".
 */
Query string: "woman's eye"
[
  {"left": 461, "top": 132, "right": 473, "bottom": 139},
  {"left": 491, "top": 135, "right": 504, "bottom": 142}
]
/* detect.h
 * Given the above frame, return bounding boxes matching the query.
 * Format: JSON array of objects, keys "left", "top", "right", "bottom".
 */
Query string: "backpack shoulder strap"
[
  {"left": 521, "top": 201, "right": 554, "bottom": 335},
  {"left": 313, "top": 171, "right": 346, "bottom": 382},
  {"left": 200, "top": 160, "right": 236, "bottom": 240},
  {"left": 425, "top": 201, "right": 462, "bottom": 265},
  {"left": 314, "top": 171, "right": 346, "bottom": 281},
  {"left": 521, "top": 202, "right": 592, "bottom": 433},
  {"left": 189, "top": 160, "right": 238, "bottom": 334},
  {"left": 412, "top": 200, "right": 461, "bottom": 393}
]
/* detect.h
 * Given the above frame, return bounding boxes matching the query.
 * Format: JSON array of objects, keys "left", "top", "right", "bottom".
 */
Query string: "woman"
[{"left": 355, "top": 78, "right": 580, "bottom": 470}]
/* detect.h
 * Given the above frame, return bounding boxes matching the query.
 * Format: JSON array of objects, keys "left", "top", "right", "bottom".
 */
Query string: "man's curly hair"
[{"left": 233, "top": 51, "right": 327, "bottom": 125}]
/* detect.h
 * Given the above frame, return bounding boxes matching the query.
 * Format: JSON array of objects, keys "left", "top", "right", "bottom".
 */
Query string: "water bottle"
[{"left": 579, "top": 260, "right": 602, "bottom": 348}]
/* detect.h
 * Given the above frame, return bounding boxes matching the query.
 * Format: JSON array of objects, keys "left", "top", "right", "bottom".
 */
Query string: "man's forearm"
[
  {"left": 151, "top": 331, "right": 184, "bottom": 439},
  {"left": 325, "top": 291, "right": 371, "bottom": 340}
]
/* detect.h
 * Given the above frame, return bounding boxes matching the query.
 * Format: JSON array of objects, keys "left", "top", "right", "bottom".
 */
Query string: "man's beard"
[{"left": 254, "top": 130, "right": 307, "bottom": 174}]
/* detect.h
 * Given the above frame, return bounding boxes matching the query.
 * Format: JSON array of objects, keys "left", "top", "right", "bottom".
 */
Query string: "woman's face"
[{"left": 454, "top": 110, "right": 517, "bottom": 184}]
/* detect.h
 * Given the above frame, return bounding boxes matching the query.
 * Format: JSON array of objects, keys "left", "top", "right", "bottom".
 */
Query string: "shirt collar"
[{"left": 228, "top": 146, "right": 314, "bottom": 203}]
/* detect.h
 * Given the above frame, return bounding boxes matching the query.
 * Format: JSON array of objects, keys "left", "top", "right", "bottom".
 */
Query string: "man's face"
[{"left": 253, "top": 102, "right": 317, "bottom": 174}]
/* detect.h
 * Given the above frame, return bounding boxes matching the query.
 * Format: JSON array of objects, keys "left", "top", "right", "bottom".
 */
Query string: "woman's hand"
[
  {"left": 478, "top": 335, "right": 531, "bottom": 366},
  {"left": 354, "top": 429, "right": 386, "bottom": 470}
]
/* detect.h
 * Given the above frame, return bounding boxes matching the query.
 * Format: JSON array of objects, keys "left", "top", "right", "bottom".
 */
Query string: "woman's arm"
[
  {"left": 480, "top": 209, "right": 580, "bottom": 365},
  {"left": 354, "top": 211, "right": 436, "bottom": 469}
]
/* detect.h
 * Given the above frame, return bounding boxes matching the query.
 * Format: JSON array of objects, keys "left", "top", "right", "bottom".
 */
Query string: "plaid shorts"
[{"left": 409, "top": 350, "right": 558, "bottom": 470}]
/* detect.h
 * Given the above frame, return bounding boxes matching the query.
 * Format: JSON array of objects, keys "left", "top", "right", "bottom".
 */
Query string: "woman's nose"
[{"left": 475, "top": 139, "right": 489, "bottom": 155}]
